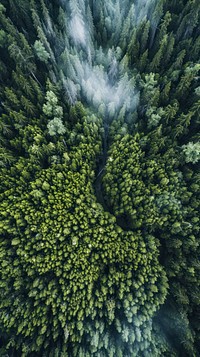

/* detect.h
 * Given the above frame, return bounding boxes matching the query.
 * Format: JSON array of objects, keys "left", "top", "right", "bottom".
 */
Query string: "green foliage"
[
  {"left": 43, "top": 90, "right": 63, "bottom": 118},
  {"left": 0, "top": 29, "right": 6, "bottom": 47},
  {"left": 102, "top": 134, "right": 186, "bottom": 232},
  {"left": 42, "top": 90, "right": 66, "bottom": 136},
  {"left": 0, "top": 151, "right": 168, "bottom": 356},
  {"left": 182, "top": 141, "right": 200, "bottom": 164},
  {"left": 34, "top": 40, "right": 50, "bottom": 63},
  {"left": 0, "top": 0, "right": 200, "bottom": 356},
  {"left": 47, "top": 117, "right": 66, "bottom": 136}
]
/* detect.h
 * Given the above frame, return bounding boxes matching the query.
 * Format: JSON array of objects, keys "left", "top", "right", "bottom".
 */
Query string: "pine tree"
[{"left": 34, "top": 40, "right": 50, "bottom": 63}]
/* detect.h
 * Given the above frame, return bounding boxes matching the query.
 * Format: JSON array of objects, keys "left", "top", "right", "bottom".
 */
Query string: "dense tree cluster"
[
  {"left": 0, "top": 0, "right": 199, "bottom": 356},
  {"left": 102, "top": 133, "right": 186, "bottom": 231}
]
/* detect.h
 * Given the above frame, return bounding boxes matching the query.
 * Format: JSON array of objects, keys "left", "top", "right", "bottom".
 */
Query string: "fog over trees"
[{"left": 0, "top": 0, "right": 200, "bottom": 356}]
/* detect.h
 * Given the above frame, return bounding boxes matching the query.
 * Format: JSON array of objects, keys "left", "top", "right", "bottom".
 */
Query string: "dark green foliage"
[
  {"left": 0, "top": 163, "right": 167, "bottom": 356},
  {"left": 0, "top": 0, "right": 200, "bottom": 356},
  {"left": 102, "top": 134, "right": 185, "bottom": 232}
]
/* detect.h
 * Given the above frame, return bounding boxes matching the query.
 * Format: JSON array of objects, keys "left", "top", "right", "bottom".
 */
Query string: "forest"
[{"left": 0, "top": 0, "right": 199, "bottom": 356}]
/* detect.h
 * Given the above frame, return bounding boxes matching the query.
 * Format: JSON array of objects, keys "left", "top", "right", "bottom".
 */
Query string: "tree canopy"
[{"left": 0, "top": 0, "right": 199, "bottom": 356}]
